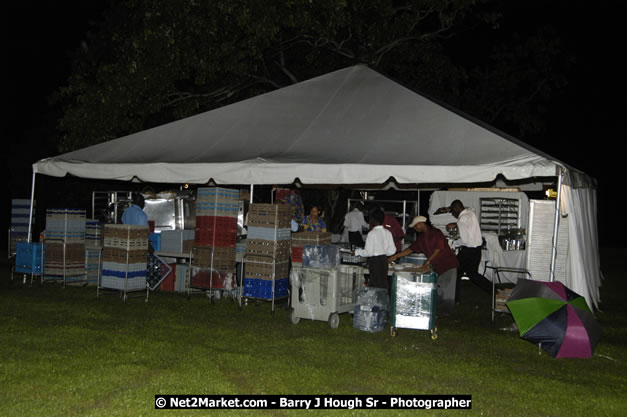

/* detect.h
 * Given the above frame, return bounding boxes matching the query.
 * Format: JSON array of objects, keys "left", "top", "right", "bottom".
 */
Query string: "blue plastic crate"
[
  {"left": 243, "top": 277, "right": 289, "bottom": 299},
  {"left": 15, "top": 242, "right": 44, "bottom": 274},
  {"left": 149, "top": 233, "right": 161, "bottom": 251}
]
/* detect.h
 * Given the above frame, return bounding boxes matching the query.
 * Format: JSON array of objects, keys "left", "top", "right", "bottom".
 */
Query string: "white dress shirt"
[
  {"left": 355, "top": 225, "right": 397, "bottom": 257},
  {"left": 455, "top": 209, "right": 483, "bottom": 248},
  {"left": 343, "top": 208, "right": 368, "bottom": 232}
]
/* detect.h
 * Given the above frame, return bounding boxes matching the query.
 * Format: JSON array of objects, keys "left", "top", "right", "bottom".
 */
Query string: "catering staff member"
[
  {"left": 344, "top": 202, "right": 368, "bottom": 247},
  {"left": 389, "top": 216, "right": 459, "bottom": 315},
  {"left": 436, "top": 200, "right": 492, "bottom": 301},
  {"left": 354, "top": 208, "right": 396, "bottom": 291},
  {"left": 122, "top": 194, "right": 153, "bottom": 254},
  {"left": 122, "top": 194, "right": 148, "bottom": 226},
  {"left": 367, "top": 207, "right": 405, "bottom": 253},
  {"left": 302, "top": 205, "right": 327, "bottom": 232}
]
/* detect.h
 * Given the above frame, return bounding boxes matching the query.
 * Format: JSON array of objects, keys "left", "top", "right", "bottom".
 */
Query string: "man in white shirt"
[
  {"left": 445, "top": 200, "right": 493, "bottom": 300},
  {"left": 343, "top": 202, "right": 368, "bottom": 247},
  {"left": 354, "top": 208, "right": 396, "bottom": 291}
]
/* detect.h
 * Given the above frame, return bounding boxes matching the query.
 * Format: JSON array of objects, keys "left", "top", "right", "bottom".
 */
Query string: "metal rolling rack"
[
  {"left": 241, "top": 204, "right": 292, "bottom": 313},
  {"left": 241, "top": 252, "right": 289, "bottom": 313},
  {"left": 97, "top": 224, "right": 150, "bottom": 303},
  {"left": 479, "top": 197, "right": 520, "bottom": 234},
  {"left": 97, "top": 248, "right": 149, "bottom": 303},
  {"left": 43, "top": 237, "right": 88, "bottom": 286},
  {"left": 188, "top": 246, "right": 240, "bottom": 302}
]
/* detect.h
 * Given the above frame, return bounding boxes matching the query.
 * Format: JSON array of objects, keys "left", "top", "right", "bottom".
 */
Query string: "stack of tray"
[
  {"left": 243, "top": 204, "right": 292, "bottom": 300},
  {"left": 101, "top": 224, "right": 149, "bottom": 290},
  {"left": 85, "top": 219, "right": 103, "bottom": 248},
  {"left": 84, "top": 248, "right": 101, "bottom": 285},
  {"left": 192, "top": 187, "right": 239, "bottom": 287},
  {"left": 10, "top": 199, "right": 35, "bottom": 255},
  {"left": 44, "top": 209, "right": 86, "bottom": 277},
  {"left": 196, "top": 187, "right": 240, "bottom": 217}
]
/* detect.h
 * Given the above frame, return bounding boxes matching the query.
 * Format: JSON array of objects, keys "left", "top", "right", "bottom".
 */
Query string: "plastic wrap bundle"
[
  {"left": 391, "top": 273, "right": 438, "bottom": 331},
  {"left": 353, "top": 287, "right": 389, "bottom": 332},
  {"left": 291, "top": 232, "right": 332, "bottom": 264},
  {"left": 302, "top": 245, "right": 341, "bottom": 269}
]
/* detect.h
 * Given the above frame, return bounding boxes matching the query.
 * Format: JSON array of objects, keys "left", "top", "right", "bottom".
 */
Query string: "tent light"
[{"left": 545, "top": 188, "right": 557, "bottom": 199}]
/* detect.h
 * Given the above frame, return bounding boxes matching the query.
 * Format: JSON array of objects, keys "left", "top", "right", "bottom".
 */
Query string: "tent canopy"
[
  {"left": 31, "top": 65, "right": 601, "bottom": 309},
  {"left": 34, "top": 65, "right": 591, "bottom": 187}
]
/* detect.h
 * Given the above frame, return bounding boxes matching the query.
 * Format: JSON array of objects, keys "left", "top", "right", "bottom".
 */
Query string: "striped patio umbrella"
[{"left": 506, "top": 279, "right": 601, "bottom": 358}]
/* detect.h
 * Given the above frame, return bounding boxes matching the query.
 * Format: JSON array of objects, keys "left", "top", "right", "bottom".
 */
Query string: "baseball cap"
[{"left": 408, "top": 216, "right": 428, "bottom": 228}]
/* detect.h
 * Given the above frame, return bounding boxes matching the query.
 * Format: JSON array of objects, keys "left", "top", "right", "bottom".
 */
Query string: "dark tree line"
[{"left": 54, "top": 0, "right": 569, "bottom": 152}]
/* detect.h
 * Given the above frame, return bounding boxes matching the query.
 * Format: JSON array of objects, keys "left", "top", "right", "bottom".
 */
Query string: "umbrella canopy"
[{"left": 506, "top": 279, "right": 601, "bottom": 358}]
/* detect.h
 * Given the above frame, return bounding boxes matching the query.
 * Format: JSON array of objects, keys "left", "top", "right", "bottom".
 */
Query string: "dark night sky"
[{"left": 6, "top": 1, "right": 623, "bottom": 247}]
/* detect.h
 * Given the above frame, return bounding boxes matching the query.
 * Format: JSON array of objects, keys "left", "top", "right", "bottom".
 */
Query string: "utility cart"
[{"left": 290, "top": 264, "right": 364, "bottom": 328}]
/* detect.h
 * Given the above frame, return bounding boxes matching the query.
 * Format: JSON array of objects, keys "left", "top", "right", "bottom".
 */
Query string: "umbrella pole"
[
  {"left": 27, "top": 171, "right": 37, "bottom": 243},
  {"left": 549, "top": 168, "right": 564, "bottom": 282}
]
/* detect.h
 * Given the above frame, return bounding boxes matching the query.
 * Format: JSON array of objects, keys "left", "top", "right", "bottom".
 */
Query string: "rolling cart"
[
  {"left": 290, "top": 264, "right": 364, "bottom": 328},
  {"left": 241, "top": 253, "right": 289, "bottom": 313},
  {"left": 43, "top": 238, "right": 88, "bottom": 286},
  {"left": 390, "top": 270, "right": 439, "bottom": 339},
  {"left": 189, "top": 246, "right": 239, "bottom": 302},
  {"left": 97, "top": 224, "right": 150, "bottom": 303}
]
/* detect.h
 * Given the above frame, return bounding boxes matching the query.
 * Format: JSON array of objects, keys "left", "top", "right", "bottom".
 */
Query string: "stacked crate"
[
  {"left": 101, "top": 224, "right": 149, "bottom": 291},
  {"left": 10, "top": 199, "right": 35, "bottom": 255},
  {"left": 291, "top": 232, "right": 332, "bottom": 265},
  {"left": 191, "top": 187, "right": 239, "bottom": 289},
  {"left": 85, "top": 219, "right": 103, "bottom": 285},
  {"left": 243, "top": 204, "right": 292, "bottom": 299},
  {"left": 44, "top": 209, "right": 86, "bottom": 277}
]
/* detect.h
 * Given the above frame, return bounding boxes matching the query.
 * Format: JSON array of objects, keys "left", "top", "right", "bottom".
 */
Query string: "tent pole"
[
  {"left": 250, "top": 184, "right": 254, "bottom": 204},
  {"left": 27, "top": 171, "right": 37, "bottom": 243},
  {"left": 549, "top": 168, "right": 564, "bottom": 282}
]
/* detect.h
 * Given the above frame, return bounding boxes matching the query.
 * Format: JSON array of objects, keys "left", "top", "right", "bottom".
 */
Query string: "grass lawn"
[{"left": 1, "top": 248, "right": 625, "bottom": 417}]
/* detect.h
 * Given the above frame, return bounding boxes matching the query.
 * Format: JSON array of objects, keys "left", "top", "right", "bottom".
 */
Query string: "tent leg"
[
  {"left": 250, "top": 184, "right": 254, "bottom": 204},
  {"left": 549, "top": 168, "right": 564, "bottom": 282},
  {"left": 27, "top": 172, "right": 37, "bottom": 243}
]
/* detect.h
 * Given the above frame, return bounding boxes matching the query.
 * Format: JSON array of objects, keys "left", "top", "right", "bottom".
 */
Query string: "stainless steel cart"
[{"left": 390, "top": 270, "right": 438, "bottom": 339}]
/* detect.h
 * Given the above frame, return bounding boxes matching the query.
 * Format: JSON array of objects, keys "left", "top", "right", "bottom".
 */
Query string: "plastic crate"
[
  {"left": 243, "top": 277, "right": 289, "bottom": 299},
  {"left": 15, "top": 242, "right": 44, "bottom": 274},
  {"left": 149, "top": 233, "right": 161, "bottom": 251}
]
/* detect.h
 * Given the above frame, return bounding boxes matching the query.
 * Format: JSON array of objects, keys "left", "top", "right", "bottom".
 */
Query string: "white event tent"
[{"left": 31, "top": 65, "right": 601, "bottom": 308}]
